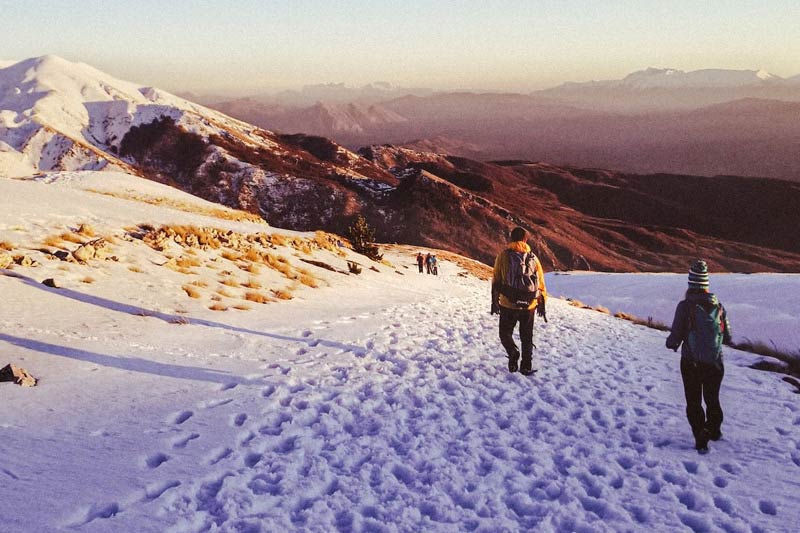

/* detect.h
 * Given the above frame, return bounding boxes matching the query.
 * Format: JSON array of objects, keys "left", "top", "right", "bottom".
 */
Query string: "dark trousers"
[
  {"left": 499, "top": 307, "right": 535, "bottom": 371},
  {"left": 418, "top": 263, "right": 423, "bottom": 273},
  {"left": 680, "top": 358, "right": 724, "bottom": 438}
]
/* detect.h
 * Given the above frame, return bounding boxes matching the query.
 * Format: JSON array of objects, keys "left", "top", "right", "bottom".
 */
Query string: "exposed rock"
[
  {"left": 0, "top": 364, "right": 38, "bottom": 387},
  {"left": 71, "top": 238, "right": 107, "bottom": 263},
  {"left": 0, "top": 253, "right": 13, "bottom": 269},
  {"left": 42, "top": 278, "right": 59, "bottom": 288}
]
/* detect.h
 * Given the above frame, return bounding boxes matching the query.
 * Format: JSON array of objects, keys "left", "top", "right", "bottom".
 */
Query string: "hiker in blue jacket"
[{"left": 666, "top": 260, "right": 732, "bottom": 453}]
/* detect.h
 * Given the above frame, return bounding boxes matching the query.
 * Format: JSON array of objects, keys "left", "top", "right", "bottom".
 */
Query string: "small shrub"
[{"left": 347, "top": 215, "right": 382, "bottom": 261}]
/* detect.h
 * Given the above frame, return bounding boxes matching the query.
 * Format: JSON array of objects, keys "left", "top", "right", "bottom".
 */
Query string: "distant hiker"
[
  {"left": 666, "top": 260, "right": 732, "bottom": 454},
  {"left": 491, "top": 227, "right": 547, "bottom": 375},
  {"left": 431, "top": 255, "right": 439, "bottom": 276},
  {"left": 425, "top": 253, "right": 433, "bottom": 274},
  {"left": 417, "top": 252, "right": 425, "bottom": 273}
]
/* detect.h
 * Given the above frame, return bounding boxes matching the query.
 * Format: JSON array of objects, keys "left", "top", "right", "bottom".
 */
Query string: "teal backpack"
[{"left": 686, "top": 303, "right": 725, "bottom": 364}]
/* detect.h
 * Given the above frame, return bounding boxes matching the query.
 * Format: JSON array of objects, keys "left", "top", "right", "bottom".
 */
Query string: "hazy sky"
[{"left": 3, "top": 0, "right": 799, "bottom": 95}]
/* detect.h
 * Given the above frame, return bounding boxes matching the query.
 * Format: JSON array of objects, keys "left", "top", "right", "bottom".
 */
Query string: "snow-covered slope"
[
  {"left": 0, "top": 55, "right": 271, "bottom": 178},
  {"left": 1, "top": 174, "right": 798, "bottom": 532}
]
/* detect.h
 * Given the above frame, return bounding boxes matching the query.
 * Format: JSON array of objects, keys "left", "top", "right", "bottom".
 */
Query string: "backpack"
[
  {"left": 686, "top": 302, "right": 725, "bottom": 364},
  {"left": 499, "top": 250, "right": 539, "bottom": 308}
]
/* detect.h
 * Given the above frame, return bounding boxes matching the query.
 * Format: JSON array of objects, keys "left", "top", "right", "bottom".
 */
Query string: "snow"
[
  {"left": 557, "top": 67, "right": 784, "bottom": 91},
  {"left": 1, "top": 173, "right": 799, "bottom": 532},
  {"left": 0, "top": 55, "right": 280, "bottom": 179},
  {"left": 546, "top": 272, "right": 800, "bottom": 354}
]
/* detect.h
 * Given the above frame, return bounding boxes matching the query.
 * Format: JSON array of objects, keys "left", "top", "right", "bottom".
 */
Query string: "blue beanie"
[{"left": 688, "top": 260, "right": 709, "bottom": 289}]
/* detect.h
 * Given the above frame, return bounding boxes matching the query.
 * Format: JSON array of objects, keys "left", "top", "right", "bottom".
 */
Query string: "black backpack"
[{"left": 499, "top": 250, "right": 539, "bottom": 308}]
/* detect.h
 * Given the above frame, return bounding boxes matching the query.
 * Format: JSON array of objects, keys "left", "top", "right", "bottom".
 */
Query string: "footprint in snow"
[
  {"left": 172, "top": 433, "right": 200, "bottom": 449},
  {"left": 683, "top": 461, "right": 699, "bottom": 475},
  {"left": 143, "top": 480, "right": 180, "bottom": 502},
  {"left": 713, "top": 495, "right": 734, "bottom": 516},
  {"left": 144, "top": 453, "right": 169, "bottom": 469},
  {"left": 758, "top": 500, "right": 778, "bottom": 515},
  {"left": 713, "top": 476, "right": 728, "bottom": 488},
  {"left": 232, "top": 413, "right": 248, "bottom": 427},
  {"left": 170, "top": 411, "right": 193, "bottom": 425},
  {"left": 206, "top": 447, "right": 233, "bottom": 466}
]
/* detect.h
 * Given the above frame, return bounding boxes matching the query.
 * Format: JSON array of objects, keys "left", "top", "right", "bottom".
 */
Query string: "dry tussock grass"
[
  {"left": 128, "top": 265, "right": 144, "bottom": 273},
  {"left": 182, "top": 284, "right": 202, "bottom": 298},
  {"left": 244, "top": 291, "right": 272, "bottom": 304},
  {"left": 242, "top": 262, "right": 261, "bottom": 274},
  {"left": 60, "top": 231, "right": 84, "bottom": 244},
  {"left": 220, "top": 276, "right": 241, "bottom": 288},
  {"left": 189, "top": 279, "right": 209, "bottom": 288},
  {"left": 221, "top": 250, "right": 241, "bottom": 261},
  {"left": 0, "top": 241, "right": 14, "bottom": 251},
  {"left": 76, "top": 223, "right": 96, "bottom": 237},
  {"left": 272, "top": 288, "right": 294, "bottom": 300},
  {"left": 269, "top": 233, "right": 288, "bottom": 247},
  {"left": 232, "top": 304, "right": 251, "bottom": 311},
  {"left": 209, "top": 303, "right": 228, "bottom": 311},
  {"left": 243, "top": 277, "right": 262, "bottom": 289},
  {"left": 210, "top": 294, "right": 223, "bottom": 302},
  {"left": 42, "top": 234, "right": 67, "bottom": 248},
  {"left": 176, "top": 256, "right": 201, "bottom": 268},
  {"left": 81, "top": 276, "right": 95, "bottom": 284},
  {"left": 215, "top": 287, "right": 234, "bottom": 298}
]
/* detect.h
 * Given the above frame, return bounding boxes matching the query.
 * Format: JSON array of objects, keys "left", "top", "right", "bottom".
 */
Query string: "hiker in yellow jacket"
[{"left": 491, "top": 227, "right": 547, "bottom": 375}]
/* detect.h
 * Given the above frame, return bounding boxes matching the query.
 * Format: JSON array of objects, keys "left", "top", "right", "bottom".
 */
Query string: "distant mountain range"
[
  {"left": 206, "top": 67, "right": 800, "bottom": 182},
  {"left": 3, "top": 56, "right": 800, "bottom": 272}
]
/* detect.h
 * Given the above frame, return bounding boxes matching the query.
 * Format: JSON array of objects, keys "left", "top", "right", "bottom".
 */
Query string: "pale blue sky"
[{"left": 2, "top": 0, "right": 799, "bottom": 94}]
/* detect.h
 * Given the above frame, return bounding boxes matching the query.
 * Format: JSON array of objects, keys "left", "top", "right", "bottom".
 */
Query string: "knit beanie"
[{"left": 688, "top": 260, "right": 710, "bottom": 289}]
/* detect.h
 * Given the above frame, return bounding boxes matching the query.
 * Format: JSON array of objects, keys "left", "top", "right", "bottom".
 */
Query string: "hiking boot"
[
  {"left": 706, "top": 428, "right": 722, "bottom": 441},
  {"left": 520, "top": 368, "right": 537, "bottom": 376},
  {"left": 695, "top": 432, "right": 709, "bottom": 454},
  {"left": 508, "top": 357, "right": 518, "bottom": 373}
]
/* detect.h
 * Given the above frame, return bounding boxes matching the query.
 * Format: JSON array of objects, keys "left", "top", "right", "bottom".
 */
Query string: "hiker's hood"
[{"left": 507, "top": 241, "right": 531, "bottom": 253}]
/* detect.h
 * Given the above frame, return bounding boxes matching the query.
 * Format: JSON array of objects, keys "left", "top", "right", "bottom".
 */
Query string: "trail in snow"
[{"left": 58, "top": 287, "right": 799, "bottom": 533}]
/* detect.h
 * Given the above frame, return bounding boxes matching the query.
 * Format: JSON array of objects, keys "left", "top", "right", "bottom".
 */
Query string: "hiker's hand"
[{"left": 491, "top": 302, "right": 500, "bottom": 315}]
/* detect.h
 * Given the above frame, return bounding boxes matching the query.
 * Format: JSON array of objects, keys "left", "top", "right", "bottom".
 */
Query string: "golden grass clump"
[
  {"left": 244, "top": 291, "right": 272, "bottom": 304},
  {"left": 269, "top": 233, "right": 288, "bottom": 247},
  {"left": 220, "top": 276, "right": 241, "bottom": 288},
  {"left": 76, "top": 223, "right": 96, "bottom": 237},
  {"left": 189, "top": 279, "right": 209, "bottom": 288},
  {"left": 271, "top": 288, "right": 294, "bottom": 300},
  {"left": 42, "top": 234, "right": 67, "bottom": 248},
  {"left": 242, "top": 262, "right": 261, "bottom": 274},
  {"left": 594, "top": 306, "right": 611, "bottom": 315},
  {"left": 128, "top": 265, "right": 144, "bottom": 273},
  {"left": 298, "top": 272, "right": 318, "bottom": 288},
  {"left": 81, "top": 276, "right": 95, "bottom": 284},
  {"left": 60, "top": 231, "right": 84, "bottom": 244},
  {"left": 221, "top": 249, "right": 241, "bottom": 262},
  {"left": 232, "top": 304, "right": 252, "bottom": 311},
  {"left": 243, "top": 248, "right": 264, "bottom": 263},
  {"left": 0, "top": 241, "right": 14, "bottom": 251},
  {"left": 215, "top": 287, "right": 234, "bottom": 298},
  {"left": 176, "top": 255, "right": 202, "bottom": 268},
  {"left": 243, "top": 277, "right": 262, "bottom": 289},
  {"left": 209, "top": 303, "right": 228, "bottom": 311},
  {"left": 182, "top": 284, "right": 202, "bottom": 298}
]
